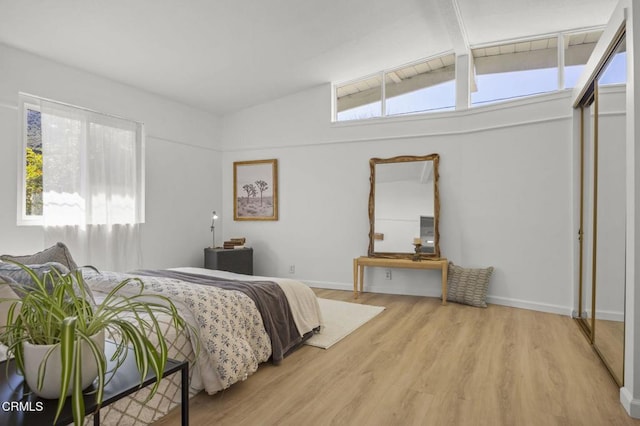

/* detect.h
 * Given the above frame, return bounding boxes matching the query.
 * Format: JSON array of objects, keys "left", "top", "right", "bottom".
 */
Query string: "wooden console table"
[{"left": 353, "top": 256, "right": 448, "bottom": 304}]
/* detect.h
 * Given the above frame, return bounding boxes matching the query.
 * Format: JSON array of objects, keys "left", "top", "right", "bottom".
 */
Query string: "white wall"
[
  {"left": 0, "top": 43, "right": 221, "bottom": 269},
  {"left": 221, "top": 84, "right": 576, "bottom": 314}
]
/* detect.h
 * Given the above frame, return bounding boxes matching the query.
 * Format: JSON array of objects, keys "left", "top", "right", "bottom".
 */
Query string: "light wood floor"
[{"left": 154, "top": 289, "right": 640, "bottom": 426}]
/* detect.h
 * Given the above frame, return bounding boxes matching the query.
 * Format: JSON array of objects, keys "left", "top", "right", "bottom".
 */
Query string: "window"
[
  {"left": 472, "top": 37, "right": 558, "bottom": 105},
  {"left": 18, "top": 94, "right": 145, "bottom": 226},
  {"left": 565, "top": 30, "right": 603, "bottom": 88},
  {"left": 333, "top": 29, "right": 608, "bottom": 120},
  {"left": 24, "top": 106, "right": 43, "bottom": 218},
  {"left": 334, "top": 53, "right": 456, "bottom": 122},
  {"left": 336, "top": 75, "right": 382, "bottom": 121},
  {"left": 385, "top": 54, "right": 455, "bottom": 116},
  {"left": 599, "top": 37, "right": 626, "bottom": 86}
]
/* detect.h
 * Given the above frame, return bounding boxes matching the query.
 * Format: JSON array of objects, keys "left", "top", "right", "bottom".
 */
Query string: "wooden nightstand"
[{"left": 204, "top": 247, "right": 253, "bottom": 275}]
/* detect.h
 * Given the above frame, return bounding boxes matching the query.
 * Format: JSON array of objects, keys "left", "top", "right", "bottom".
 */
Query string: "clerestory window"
[
  {"left": 332, "top": 29, "right": 610, "bottom": 122},
  {"left": 471, "top": 36, "right": 559, "bottom": 105},
  {"left": 564, "top": 30, "right": 604, "bottom": 88},
  {"left": 334, "top": 53, "right": 456, "bottom": 122}
]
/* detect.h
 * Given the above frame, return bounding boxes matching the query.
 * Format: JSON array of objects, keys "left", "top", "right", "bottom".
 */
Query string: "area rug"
[{"left": 305, "top": 298, "right": 385, "bottom": 349}]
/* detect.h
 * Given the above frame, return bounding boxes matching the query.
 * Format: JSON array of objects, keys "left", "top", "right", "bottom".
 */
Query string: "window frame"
[{"left": 18, "top": 98, "right": 43, "bottom": 226}]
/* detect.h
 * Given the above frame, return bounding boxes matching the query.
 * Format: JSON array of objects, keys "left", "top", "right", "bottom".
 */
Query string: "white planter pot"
[{"left": 22, "top": 330, "right": 105, "bottom": 399}]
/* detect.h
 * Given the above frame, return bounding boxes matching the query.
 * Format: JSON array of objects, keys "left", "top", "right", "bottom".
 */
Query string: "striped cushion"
[{"left": 447, "top": 262, "right": 494, "bottom": 308}]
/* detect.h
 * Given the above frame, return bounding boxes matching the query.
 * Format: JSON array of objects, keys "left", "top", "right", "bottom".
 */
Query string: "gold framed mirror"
[{"left": 368, "top": 154, "right": 440, "bottom": 259}]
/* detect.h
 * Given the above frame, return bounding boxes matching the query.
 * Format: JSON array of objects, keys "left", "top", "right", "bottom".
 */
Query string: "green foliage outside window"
[{"left": 25, "top": 147, "right": 42, "bottom": 216}]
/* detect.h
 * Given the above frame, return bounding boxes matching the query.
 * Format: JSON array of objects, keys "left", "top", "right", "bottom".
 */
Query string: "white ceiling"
[{"left": 0, "top": 0, "right": 618, "bottom": 115}]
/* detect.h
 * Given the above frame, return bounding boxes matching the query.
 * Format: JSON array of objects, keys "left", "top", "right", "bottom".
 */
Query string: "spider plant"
[{"left": 0, "top": 262, "right": 188, "bottom": 426}]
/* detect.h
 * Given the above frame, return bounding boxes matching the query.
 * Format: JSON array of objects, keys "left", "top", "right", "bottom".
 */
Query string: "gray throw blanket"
[{"left": 134, "top": 269, "right": 300, "bottom": 364}]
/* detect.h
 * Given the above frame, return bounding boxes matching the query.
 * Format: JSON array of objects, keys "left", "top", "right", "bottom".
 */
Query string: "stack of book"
[{"left": 223, "top": 237, "right": 246, "bottom": 249}]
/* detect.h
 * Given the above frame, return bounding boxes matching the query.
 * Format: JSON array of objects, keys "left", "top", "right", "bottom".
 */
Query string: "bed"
[
  {"left": 80, "top": 267, "right": 323, "bottom": 425},
  {"left": 0, "top": 239, "right": 325, "bottom": 424}
]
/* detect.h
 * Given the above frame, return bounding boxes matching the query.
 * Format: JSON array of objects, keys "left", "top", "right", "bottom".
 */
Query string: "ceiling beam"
[{"left": 434, "top": 0, "right": 469, "bottom": 54}]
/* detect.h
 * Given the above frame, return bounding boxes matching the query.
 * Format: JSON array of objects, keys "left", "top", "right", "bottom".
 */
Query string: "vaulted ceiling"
[{"left": 0, "top": 0, "right": 618, "bottom": 115}]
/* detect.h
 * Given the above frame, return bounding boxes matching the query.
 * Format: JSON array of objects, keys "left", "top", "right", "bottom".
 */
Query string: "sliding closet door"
[
  {"left": 575, "top": 29, "right": 626, "bottom": 386},
  {"left": 593, "top": 39, "right": 626, "bottom": 385}
]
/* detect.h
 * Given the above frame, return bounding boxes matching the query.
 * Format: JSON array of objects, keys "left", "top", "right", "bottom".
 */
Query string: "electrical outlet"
[
  {"left": 385, "top": 270, "right": 392, "bottom": 280},
  {"left": 289, "top": 265, "right": 295, "bottom": 274}
]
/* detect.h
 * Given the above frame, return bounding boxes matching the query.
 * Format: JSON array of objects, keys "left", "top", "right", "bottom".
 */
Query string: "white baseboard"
[
  {"left": 621, "top": 387, "right": 640, "bottom": 418},
  {"left": 306, "top": 280, "right": 573, "bottom": 316},
  {"left": 306, "top": 280, "right": 444, "bottom": 298},
  {"left": 486, "top": 295, "right": 573, "bottom": 316}
]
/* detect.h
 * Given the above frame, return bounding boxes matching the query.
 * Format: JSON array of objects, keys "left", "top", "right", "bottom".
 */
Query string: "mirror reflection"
[
  {"left": 593, "top": 36, "right": 626, "bottom": 385},
  {"left": 368, "top": 154, "right": 440, "bottom": 259}
]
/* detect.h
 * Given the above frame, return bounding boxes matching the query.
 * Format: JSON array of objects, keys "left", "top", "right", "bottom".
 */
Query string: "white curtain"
[{"left": 40, "top": 99, "right": 145, "bottom": 272}]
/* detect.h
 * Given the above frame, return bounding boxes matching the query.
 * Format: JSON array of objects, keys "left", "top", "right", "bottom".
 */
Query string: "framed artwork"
[{"left": 233, "top": 159, "right": 278, "bottom": 221}]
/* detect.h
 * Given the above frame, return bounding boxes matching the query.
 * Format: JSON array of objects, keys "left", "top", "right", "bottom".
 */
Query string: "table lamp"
[{"left": 210, "top": 211, "right": 219, "bottom": 248}]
